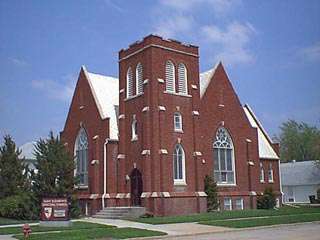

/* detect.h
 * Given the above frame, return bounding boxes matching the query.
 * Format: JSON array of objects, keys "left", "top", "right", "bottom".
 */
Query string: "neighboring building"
[
  {"left": 281, "top": 160, "right": 320, "bottom": 203},
  {"left": 61, "top": 35, "right": 281, "bottom": 216},
  {"left": 19, "top": 141, "right": 37, "bottom": 172}
]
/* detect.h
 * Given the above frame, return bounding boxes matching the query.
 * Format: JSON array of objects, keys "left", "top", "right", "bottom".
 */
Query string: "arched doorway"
[{"left": 130, "top": 168, "right": 143, "bottom": 206}]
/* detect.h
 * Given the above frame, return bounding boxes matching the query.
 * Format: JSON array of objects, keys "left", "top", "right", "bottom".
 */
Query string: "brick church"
[{"left": 61, "top": 35, "right": 281, "bottom": 216}]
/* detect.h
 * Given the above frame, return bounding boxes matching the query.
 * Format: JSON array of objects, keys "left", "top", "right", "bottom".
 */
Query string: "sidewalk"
[{"left": 82, "top": 217, "right": 231, "bottom": 236}]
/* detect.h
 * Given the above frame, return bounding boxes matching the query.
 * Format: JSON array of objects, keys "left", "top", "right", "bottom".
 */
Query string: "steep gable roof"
[
  {"left": 199, "top": 62, "right": 219, "bottom": 98},
  {"left": 82, "top": 66, "right": 119, "bottom": 140},
  {"left": 243, "top": 104, "right": 279, "bottom": 159}
]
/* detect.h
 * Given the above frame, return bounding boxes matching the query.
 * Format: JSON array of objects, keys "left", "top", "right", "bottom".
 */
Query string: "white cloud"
[
  {"left": 159, "top": 0, "right": 240, "bottom": 15},
  {"left": 299, "top": 41, "right": 320, "bottom": 62},
  {"left": 9, "top": 57, "right": 29, "bottom": 67},
  {"left": 31, "top": 74, "right": 76, "bottom": 102},
  {"left": 153, "top": 14, "right": 194, "bottom": 38},
  {"left": 201, "top": 22, "right": 256, "bottom": 65},
  {"left": 104, "top": 0, "right": 125, "bottom": 13}
]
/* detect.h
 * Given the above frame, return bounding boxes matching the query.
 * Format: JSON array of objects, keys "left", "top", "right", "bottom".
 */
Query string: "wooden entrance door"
[{"left": 130, "top": 168, "right": 143, "bottom": 206}]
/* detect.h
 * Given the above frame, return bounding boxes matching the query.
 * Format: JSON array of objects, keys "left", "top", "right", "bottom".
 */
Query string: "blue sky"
[{"left": 0, "top": 0, "right": 319, "bottom": 146}]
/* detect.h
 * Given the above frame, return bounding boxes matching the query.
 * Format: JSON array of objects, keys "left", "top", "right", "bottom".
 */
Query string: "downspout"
[
  {"left": 102, "top": 139, "right": 108, "bottom": 209},
  {"left": 278, "top": 159, "right": 283, "bottom": 205}
]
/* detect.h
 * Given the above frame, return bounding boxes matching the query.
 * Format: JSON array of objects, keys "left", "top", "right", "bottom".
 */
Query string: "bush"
[
  {"left": 69, "top": 195, "right": 81, "bottom": 218},
  {"left": 204, "top": 175, "right": 219, "bottom": 211},
  {"left": 257, "top": 187, "right": 276, "bottom": 209},
  {"left": 0, "top": 193, "right": 38, "bottom": 220},
  {"left": 317, "top": 188, "right": 320, "bottom": 200}
]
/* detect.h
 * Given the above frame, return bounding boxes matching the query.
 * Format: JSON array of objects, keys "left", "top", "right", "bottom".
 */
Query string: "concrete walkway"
[{"left": 83, "top": 217, "right": 231, "bottom": 236}]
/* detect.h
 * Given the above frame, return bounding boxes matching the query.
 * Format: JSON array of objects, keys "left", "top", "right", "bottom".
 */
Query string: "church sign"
[{"left": 41, "top": 198, "right": 69, "bottom": 221}]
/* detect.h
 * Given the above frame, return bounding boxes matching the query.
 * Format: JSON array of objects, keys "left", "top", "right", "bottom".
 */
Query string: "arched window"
[
  {"left": 260, "top": 162, "right": 265, "bottom": 183},
  {"left": 131, "top": 115, "right": 138, "bottom": 141},
  {"left": 173, "top": 144, "right": 186, "bottom": 184},
  {"left": 268, "top": 163, "right": 274, "bottom": 183},
  {"left": 127, "top": 67, "right": 133, "bottom": 98},
  {"left": 174, "top": 112, "right": 182, "bottom": 132},
  {"left": 136, "top": 63, "right": 143, "bottom": 95},
  {"left": 166, "top": 60, "right": 175, "bottom": 92},
  {"left": 213, "top": 127, "right": 235, "bottom": 185},
  {"left": 75, "top": 128, "right": 88, "bottom": 186},
  {"left": 178, "top": 63, "right": 187, "bottom": 94}
]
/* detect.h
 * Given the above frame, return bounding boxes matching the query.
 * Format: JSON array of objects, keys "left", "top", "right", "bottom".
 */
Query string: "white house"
[{"left": 281, "top": 160, "right": 320, "bottom": 203}]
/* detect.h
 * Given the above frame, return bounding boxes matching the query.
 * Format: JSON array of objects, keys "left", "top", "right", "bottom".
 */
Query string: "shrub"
[
  {"left": 317, "top": 188, "right": 320, "bottom": 200},
  {"left": 0, "top": 193, "right": 38, "bottom": 220},
  {"left": 204, "top": 175, "right": 219, "bottom": 211},
  {"left": 257, "top": 187, "right": 276, "bottom": 209},
  {"left": 69, "top": 195, "right": 81, "bottom": 218}
]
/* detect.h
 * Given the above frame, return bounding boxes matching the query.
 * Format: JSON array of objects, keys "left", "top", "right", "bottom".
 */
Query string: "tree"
[
  {"left": 204, "top": 175, "right": 219, "bottom": 211},
  {"left": 31, "top": 132, "right": 76, "bottom": 201},
  {"left": 278, "top": 120, "right": 320, "bottom": 162},
  {"left": 0, "top": 135, "right": 27, "bottom": 199}
]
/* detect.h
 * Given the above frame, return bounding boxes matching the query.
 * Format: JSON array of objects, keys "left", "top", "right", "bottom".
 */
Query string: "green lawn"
[
  {"left": 0, "top": 221, "right": 113, "bottom": 235},
  {"left": 13, "top": 227, "right": 166, "bottom": 240},
  {"left": 0, "top": 218, "right": 37, "bottom": 226},
  {"left": 199, "top": 212, "right": 320, "bottom": 228},
  {"left": 0, "top": 221, "right": 166, "bottom": 240},
  {"left": 134, "top": 206, "right": 320, "bottom": 224}
]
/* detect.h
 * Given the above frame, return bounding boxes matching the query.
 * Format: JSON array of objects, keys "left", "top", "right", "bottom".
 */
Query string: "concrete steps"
[{"left": 92, "top": 207, "right": 146, "bottom": 219}]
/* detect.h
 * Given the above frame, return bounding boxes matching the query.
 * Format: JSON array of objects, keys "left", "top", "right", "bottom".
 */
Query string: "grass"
[
  {"left": 0, "top": 221, "right": 166, "bottom": 240},
  {"left": 134, "top": 206, "right": 320, "bottom": 224},
  {"left": 13, "top": 227, "right": 166, "bottom": 240},
  {"left": 0, "top": 218, "right": 36, "bottom": 226},
  {"left": 199, "top": 212, "right": 320, "bottom": 228},
  {"left": 0, "top": 221, "right": 114, "bottom": 235}
]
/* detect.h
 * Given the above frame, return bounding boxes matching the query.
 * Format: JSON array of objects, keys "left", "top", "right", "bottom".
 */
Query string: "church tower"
[{"left": 117, "top": 35, "right": 207, "bottom": 216}]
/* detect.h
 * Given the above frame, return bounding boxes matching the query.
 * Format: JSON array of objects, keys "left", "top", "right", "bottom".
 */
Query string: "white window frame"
[
  {"left": 224, "top": 198, "right": 232, "bottom": 210},
  {"left": 174, "top": 112, "right": 183, "bottom": 132},
  {"left": 235, "top": 198, "right": 244, "bottom": 210},
  {"left": 131, "top": 115, "right": 138, "bottom": 141},
  {"left": 74, "top": 128, "right": 89, "bottom": 187},
  {"left": 178, "top": 63, "right": 188, "bottom": 94},
  {"left": 213, "top": 127, "right": 236, "bottom": 186},
  {"left": 165, "top": 60, "right": 175, "bottom": 93},
  {"left": 260, "top": 162, "right": 265, "bottom": 183},
  {"left": 268, "top": 164, "right": 274, "bottom": 183},
  {"left": 173, "top": 144, "right": 186, "bottom": 185},
  {"left": 126, "top": 67, "right": 133, "bottom": 98},
  {"left": 136, "top": 63, "right": 143, "bottom": 95}
]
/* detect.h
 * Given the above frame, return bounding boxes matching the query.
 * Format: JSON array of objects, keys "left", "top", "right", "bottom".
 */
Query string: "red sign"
[{"left": 41, "top": 198, "right": 69, "bottom": 221}]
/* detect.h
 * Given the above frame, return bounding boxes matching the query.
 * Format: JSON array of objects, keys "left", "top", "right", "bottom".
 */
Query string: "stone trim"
[
  {"left": 141, "top": 149, "right": 151, "bottom": 155},
  {"left": 191, "top": 84, "right": 198, "bottom": 89},
  {"left": 141, "top": 192, "right": 152, "bottom": 198},
  {"left": 192, "top": 110, "right": 200, "bottom": 116},
  {"left": 90, "top": 159, "right": 99, "bottom": 165},
  {"left": 119, "top": 88, "right": 124, "bottom": 93},
  {"left": 116, "top": 193, "right": 126, "bottom": 199},
  {"left": 92, "top": 135, "right": 99, "bottom": 139},
  {"left": 89, "top": 194, "right": 99, "bottom": 199},
  {"left": 118, "top": 114, "right": 125, "bottom": 119},
  {"left": 151, "top": 192, "right": 158, "bottom": 198},
  {"left": 196, "top": 191, "right": 208, "bottom": 197},
  {"left": 117, "top": 154, "right": 125, "bottom": 159},
  {"left": 159, "top": 149, "right": 168, "bottom": 154},
  {"left": 143, "top": 79, "right": 149, "bottom": 84},
  {"left": 142, "top": 106, "right": 150, "bottom": 112},
  {"left": 193, "top": 151, "right": 202, "bottom": 156},
  {"left": 158, "top": 106, "right": 166, "bottom": 111},
  {"left": 158, "top": 78, "right": 164, "bottom": 83}
]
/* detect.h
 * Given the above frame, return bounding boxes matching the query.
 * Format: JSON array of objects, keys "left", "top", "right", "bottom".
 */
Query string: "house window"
[
  {"left": 268, "top": 163, "right": 274, "bottom": 183},
  {"left": 75, "top": 128, "right": 88, "bottom": 186},
  {"left": 260, "top": 162, "right": 265, "bottom": 183},
  {"left": 224, "top": 198, "right": 232, "bottom": 210},
  {"left": 166, "top": 60, "right": 175, "bottom": 92},
  {"left": 174, "top": 112, "right": 182, "bottom": 132},
  {"left": 235, "top": 198, "right": 244, "bottom": 210},
  {"left": 213, "top": 127, "right": 235, "bottom": 185},
  {"left": 131, "top": 115, "right": 138, "bottom": 141},
  {"left": 173, "top": 144, "right": 186, "bottom": 184},
  {"left": 127, "top": 67, "right": 133, "bottom": 98},
  {"left": 136, "top": 63, "right": 143, "bottom": 95},
  {"left": 178, "top": 63, "right": 187, "bottom": 94}
]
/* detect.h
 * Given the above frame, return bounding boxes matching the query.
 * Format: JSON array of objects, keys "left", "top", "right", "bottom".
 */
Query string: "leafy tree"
[
  {"left": 31, "top": 132, "right": 76, "bottom": 201},
  {"left": 0, "top": 135, "right": 27, "bottom": 199},
  {"left": 278, "top": 120, "right": 320, "bottom": 162},
  {"left": 204, "top": 175, "right": 219, "bottom": 211}
]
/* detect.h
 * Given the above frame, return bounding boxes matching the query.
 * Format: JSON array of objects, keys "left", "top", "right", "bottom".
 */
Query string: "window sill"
[
  {"left": 174, "top": 129, "right": 184, "bottom": 133},
  {"left": 260, "top": 181, "right": 265, "bottom": 183},
  {"left": 131, "top": 137, "right": 138, "bottom": 142},
  {"left": 217, "top": 183, "right": 236, "bottom": 187},
  {"left": 174, "top": 181, "right": 187, "bottom": 186},
  {"left": 268, "top": 180, "right": 274, "bottom": 183},
  {"left": 124, "top": 93, "right": 143, "bottom": 101},
  {"left": 164, "top": 91, "right": 192, "bottom": 98},
  {"left": 75, "top": 185, "right": 89, "bottom": 190}
]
